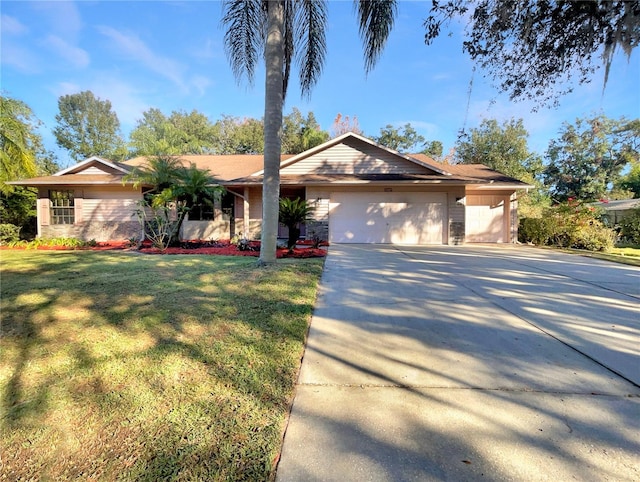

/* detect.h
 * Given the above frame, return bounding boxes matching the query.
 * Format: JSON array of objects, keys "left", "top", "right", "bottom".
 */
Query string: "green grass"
[
  {"left": 1, "top": 250, "right": 323, "bottom": 481},
  {"left": 561, "top": 246, "right": 640, "bottom": 267}
]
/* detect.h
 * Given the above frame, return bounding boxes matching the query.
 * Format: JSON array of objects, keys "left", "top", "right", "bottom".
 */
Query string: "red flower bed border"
[{"left": 2, "top": 240, "right": 327, "bottom": 258}]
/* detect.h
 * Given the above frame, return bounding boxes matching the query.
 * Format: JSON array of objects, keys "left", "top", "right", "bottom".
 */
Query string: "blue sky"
[{"left": 2, "top": 1, "right": 639, "bottom": 167}]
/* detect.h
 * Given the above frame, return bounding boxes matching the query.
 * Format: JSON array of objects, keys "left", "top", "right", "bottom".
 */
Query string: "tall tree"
[
  {"left": 331, "top": 113, "right": 363, "bottom": 138},
  {"left": 456, "top": 118, "right": 542, "bottom": 184},
  {"left": 214, "top": 115, "right": 264, "bottom": 154},
  {"left": 1, "top": 96, "right": 38, "bottom": 193},
  {"left": 129, "top": 108, "right": 218, "bottom": 156},
  {"left": 281, "top": 108, "right": 329, "bottom": 154},
  {"left": 53, "top": 91, "right": 126, "bottom": 162},
  {"left": 424, "top": 1, "right": 640, "bottom": 106},
  {"left": 222, "top": 0, "right": 397, "bottom": 264},
  {"left": 1, "top": 95, "right": 59, "bottom": 238},
  {"left": 456, "top": 118, "right": 545, "bottom": 215},
  {"left": 617, "top": 164, "right": 640, "bottom": 199},
  {"left": 374, "top": 123, "right": 426, "bottom": 152},
  {"left": 422, "top": 140, "right": 443, "bottom": 159},
  {"left": 543, "top": 115, "right": 640, "bottom": 202}
]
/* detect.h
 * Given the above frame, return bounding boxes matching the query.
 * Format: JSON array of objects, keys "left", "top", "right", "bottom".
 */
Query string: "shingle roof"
[
  {"left": 123, "top": 154, "right": 294, "bottom": 182},
  {"left": 8, "top": 174, "right": 138, "bottom": 186},
  {"left": 10, "top": 134, "right": 532, "bottom": 189},
  {"left": 227, "top": 173, "right": 487, "bottom": 186}
]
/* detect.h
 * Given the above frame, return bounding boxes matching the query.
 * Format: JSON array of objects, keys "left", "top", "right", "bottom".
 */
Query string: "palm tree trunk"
[{"left": 260, "top": 0, "right": 285, "bottom": 265}]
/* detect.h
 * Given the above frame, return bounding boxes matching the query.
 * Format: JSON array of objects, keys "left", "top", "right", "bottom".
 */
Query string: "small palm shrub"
[
  {"left": 278, "top": 197, "right": 315, "bottom": 252},
  {"left": 519, "top": 199, "right": 615, "bottom": 251}
]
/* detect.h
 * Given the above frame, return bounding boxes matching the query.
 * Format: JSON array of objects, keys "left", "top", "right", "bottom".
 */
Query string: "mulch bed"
[{"left": 4, "top": 240, "right": 327, "bottom": 258}]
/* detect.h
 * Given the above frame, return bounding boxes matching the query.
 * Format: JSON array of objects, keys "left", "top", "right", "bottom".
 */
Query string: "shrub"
[
  {"left": 519, "top": 199, "right": 615, "bottom": 251},
  {"left": 6, "top": 237, "right": 92, "bottom": 249},
  {"left": 0, "top": 224, "right": 21, "bottom": 245},
  {"left": 618, "top": 207, "right": 640, "bottom": 245}
]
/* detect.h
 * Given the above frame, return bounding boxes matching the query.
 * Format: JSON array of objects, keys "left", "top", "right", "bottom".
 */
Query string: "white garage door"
[
  {"left": 465, "top": 195, "right": 506, "bottom": 243},
  {"left": 329, "top": 192, "right": 446, "bottom": 244}
]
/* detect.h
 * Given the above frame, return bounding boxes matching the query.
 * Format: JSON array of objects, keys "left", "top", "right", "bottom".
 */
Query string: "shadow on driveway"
[{"left": 277, "top": 245, "right": 640, "bottom": 481}]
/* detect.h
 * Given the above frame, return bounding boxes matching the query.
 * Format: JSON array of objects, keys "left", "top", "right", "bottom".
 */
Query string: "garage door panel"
[
  {"left": 466, "top": 198, "right": 506, "bottom": 243},
  {"left": 330, "top": 192, "right": 445, "bottom": 244}
]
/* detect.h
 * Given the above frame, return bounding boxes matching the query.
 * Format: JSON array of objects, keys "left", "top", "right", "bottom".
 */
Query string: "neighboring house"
[
  {"left": 590, "top": 198, "right": 640, "bottom": 225},
  {"left": 10, "top": 132, "right": 532, "bottom": 245}
]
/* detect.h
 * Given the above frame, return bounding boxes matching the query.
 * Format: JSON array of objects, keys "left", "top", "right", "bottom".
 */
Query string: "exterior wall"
[
  {"left": 38, "top": 186, "right": 143, "bottom": 242},
  {"left": 281, "top": 138, "right": 441, "bottom": 176},
  {"left": 510, "top": 193, "right": 519, "bottom": 243},
  {"left": 305, "top": 187, "right": 330, "bottom": 241},
  {"left": 447, "top": 187, "right": 466, "bottom": 245},
  {"left": 181, "top": 220, "right": 231, "bottom": 240}
]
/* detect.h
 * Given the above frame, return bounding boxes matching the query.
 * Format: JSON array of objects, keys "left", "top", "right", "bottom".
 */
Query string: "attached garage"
[
  {"left": 329, "top": 192, "right": 446, "bottom": 244},
  {"left": 465, "top": 194, "right": 510, "bottom": 243}
]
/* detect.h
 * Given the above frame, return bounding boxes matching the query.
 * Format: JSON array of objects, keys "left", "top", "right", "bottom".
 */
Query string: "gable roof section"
[
  {"left": 55, "top": 156, "right": 132, "bottom": 176},
  {"left": 8, "top": 156, "right": 140, "bottom": 187},
  {"left": 255, "top": 132, "right": 452, "bottom": 177}
]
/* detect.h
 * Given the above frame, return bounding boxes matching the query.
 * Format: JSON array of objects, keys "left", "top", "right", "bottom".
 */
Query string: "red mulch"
[{"left": 3, "top": 240, "right": 327, "bottom": 258}]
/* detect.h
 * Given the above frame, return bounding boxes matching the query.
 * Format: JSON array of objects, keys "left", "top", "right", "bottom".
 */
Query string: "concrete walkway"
[{"left": 276, "top": 245, "right": 640, "bottom": 481}]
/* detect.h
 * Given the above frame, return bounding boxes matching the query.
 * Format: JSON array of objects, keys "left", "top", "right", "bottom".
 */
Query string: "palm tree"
[
  {"left": 0, "top": 96, "right": 39, "bottom": 194},
  {"left": 222, "top": 0, "right": 397, "bottom": 264},
  {"left": 126, "top": 156, "right": 223, "bottom": 247},
  {"left": 279, "top": 197, "right": 315, "bottom": 252}
]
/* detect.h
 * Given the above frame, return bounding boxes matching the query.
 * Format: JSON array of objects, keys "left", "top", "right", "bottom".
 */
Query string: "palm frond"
[
  {"left": 282, "top": 0, "right": 295, "bottom": 100},
  {"left": 354, "top": 0, "right": 397, "bottom": 73},
  {"left": 295, "top": 0, "right": 328, "bottom": 98},
  {"left": 221, "top": 0, "right": 266, "bottom": 85}
]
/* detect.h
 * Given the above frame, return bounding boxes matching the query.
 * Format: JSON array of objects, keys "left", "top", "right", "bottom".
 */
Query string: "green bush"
[
  {"left": 618, "top": 207, "right": 640, "bottom": 245},
  {"left": 7, "top": 237, "right": 91, "bottom": 249},
  {"left": 0, "top": 224, "right": 21, "bottom": 245},
  {"left": 519, "top": 199, "right": 615, "bottom": 251}
]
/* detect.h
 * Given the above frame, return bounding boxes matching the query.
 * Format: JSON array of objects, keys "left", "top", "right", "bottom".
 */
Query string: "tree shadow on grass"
[{"left": 1, "top": 250, "right": 322, "bottom": 480}]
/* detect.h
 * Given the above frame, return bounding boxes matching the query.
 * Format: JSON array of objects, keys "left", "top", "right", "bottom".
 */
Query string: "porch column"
[{"left": 243, "top": 187, "right": 250, "bottom": 238}]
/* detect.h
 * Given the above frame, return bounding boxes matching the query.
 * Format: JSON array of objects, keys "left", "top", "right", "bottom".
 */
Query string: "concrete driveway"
[{"left": 276, "top": 245, "right": 640, "bottom": 481}]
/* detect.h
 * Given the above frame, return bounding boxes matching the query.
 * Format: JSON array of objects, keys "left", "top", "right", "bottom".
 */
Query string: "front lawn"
[{"left": 0, "top": 251, "right": 323, "bottom": 481}]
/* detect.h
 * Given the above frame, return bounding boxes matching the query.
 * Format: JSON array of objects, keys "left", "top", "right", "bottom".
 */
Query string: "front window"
[
  {"left": 50, "top": 190, "right": 75, "bottom": 224},
  {"left": 189, "top": 203, "right": 215, "bottom": 221}
]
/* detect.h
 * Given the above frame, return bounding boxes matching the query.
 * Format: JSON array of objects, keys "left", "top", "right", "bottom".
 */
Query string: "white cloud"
[
  {"left": 191, "top": 75, "right": 212, "bottom": 96},
  {"left": 31, "top": 1, "right": 83, "bottom": 38},
  {"left": 1, "top": 14, "right": 28, "bottom": 35},
  {"left": 191, "top": 38, "right": 222, "bottom": 60},
  {"left": 0, "top": 44, "right": 40, "bottom": 74},
  {"left": 54, "top": 82, "right": 82, "bottom": 97},
  {"left": 96, "top": 26, "right": 189, "bottom": 92},
  {"left": 45, "top": 35, "right": 90, "bottom": 69}
]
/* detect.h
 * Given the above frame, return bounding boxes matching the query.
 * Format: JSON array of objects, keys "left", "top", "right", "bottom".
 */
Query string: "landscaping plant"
[
  {"left": 519, "top": 198, "right": 616, "bottom": 251},
  {"left": 278, "top": 197, "right": 315, "bottom": 253},
  {"left": 618, "top": 207, "right": 640, "bottom": 245}
]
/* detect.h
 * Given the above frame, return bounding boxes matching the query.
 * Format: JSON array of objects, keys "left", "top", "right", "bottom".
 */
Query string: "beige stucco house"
[{"left": 11, "top": 132, "right": 532, "bottom": 245}]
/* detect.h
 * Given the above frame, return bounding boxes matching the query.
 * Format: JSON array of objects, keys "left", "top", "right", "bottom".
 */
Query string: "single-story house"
[
  {"left": 589, "top": 198, "right": 640, "bottom": 225},
  {"left": 10, "top": 132, "right": 532, "bottom": 245}
]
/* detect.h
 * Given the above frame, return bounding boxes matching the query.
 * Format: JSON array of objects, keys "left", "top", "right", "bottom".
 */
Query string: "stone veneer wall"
[{"left": 41, "top": 221, "right": 141, "bottom": 242}]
